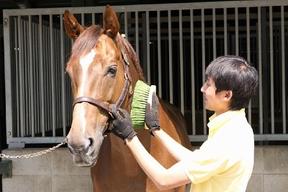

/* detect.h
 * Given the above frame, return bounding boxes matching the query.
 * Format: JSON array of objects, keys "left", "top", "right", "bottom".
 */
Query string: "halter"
[{"left": 72, "top": 35, "right": 132, "bottom": 118}]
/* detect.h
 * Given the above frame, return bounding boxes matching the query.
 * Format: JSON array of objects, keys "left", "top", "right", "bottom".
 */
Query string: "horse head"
[{"left": 64, "top": 5, "right": 144, "bottom": 166}]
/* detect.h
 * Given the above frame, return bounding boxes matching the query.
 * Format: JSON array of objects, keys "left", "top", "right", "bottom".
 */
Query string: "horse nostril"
[{"left": 88, "top": 138, "right": 94, "bottom": 147}]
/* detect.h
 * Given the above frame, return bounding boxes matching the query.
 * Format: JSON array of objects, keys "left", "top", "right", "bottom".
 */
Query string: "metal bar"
[
  {"left": 14, "top": 17, "right": 20, "bottom": 137},
  {"left": 281, "top": 6, "right": 286, "bottom": 133},
  {"left": 190, "top": 134, "right": 288, "bottom": 142},
  {"left": 24, "top": 19, "right": 29, "bottom": 136},
  {"left": 254, "top": 134, "right": 288, "bottom": 141},
  {"left": 92, "top": 13, "right": 95, "bottom": 25},
  {"left": 31, "top": 21, "right": 38, "bottom": 135},
  {"left": 269, "top": 6, "right": 274, "bottom": 134},
  {"left": 3, "top": 12, "right": 13, "bottom": 141},
  {"left": 7, "top": 137, "right": 66, "bottom": 144},
  {"left": 179, "top": 10, "right": 184, "bottom": 114},
  {"left": 36, "top": 21, "right": 40, "bottom": 134},
  {"left": 50, "top": 14, "right": 56, "bottom": 137},
  {"left": 46, "top": 22, "right": 51, "bottom": 134},
  {"left": 60, "top": 14, "right": 67, "bottom": 136},
  {"left": 258, "top": 7, "right": 263, "bottom": 134},
  {"left": 190, "top": 9, "right": 196, "bottom": 135},
  {"left": 4, "top": 0, "right": 288, "bottom": 15},
  {"left": 39, "top": 16, "right": 46, "bottom": 136},
  {"left": 146, "top": 11, "right": 151, "bottom": 84},
  {"left": 28, "top": 15, "right": 35, "bottom": 137},
  {"left": 235, "top": 7, "right": 239, "bottom": 55},
  {"left": 135, "top": 11, "right": 139, "bottom": 55},
  {"left": 246, "top": 7, "right": 252, "bottom": 124},
  {"left": 201, "top": 9, "right": 207, "bottom": 135},
  {"left": 190, "top": 133, "right": 288, "bottom": 142},
  {"left": 0, "top": 156, "right": 1, "bottom": 191},
  {"left": 18, "top": 16, "right": 25, "bottom": 137},
  {"left": 157, "top": 11, "right": 162, "bottom": 98},
  {"left": 212, "top": 8, "right": 216, "bottom": 58},
  {"left": 81, "top": 13, "right": 84, "bottom": 25},
  {"left": 168, "top": 10, "right": 173, "bottom": 104},
  {"left": 188, "top": 135, "right": 208, "bottom": 142},
  {"left": 124, "top": 12, "right": 128, "bottom": 38},
  {"left": 224, "top": 8, "right": 228, "bottom": 55}
]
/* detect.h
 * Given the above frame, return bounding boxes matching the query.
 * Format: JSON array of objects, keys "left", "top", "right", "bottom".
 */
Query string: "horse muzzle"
[{"left": 67, "top": 133, "right": 104, "bottom": 167}]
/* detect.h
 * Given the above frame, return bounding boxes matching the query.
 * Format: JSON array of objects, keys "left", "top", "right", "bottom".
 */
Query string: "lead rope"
[{"left": 0, "top": 138, "right": 67, "bottom": 159}]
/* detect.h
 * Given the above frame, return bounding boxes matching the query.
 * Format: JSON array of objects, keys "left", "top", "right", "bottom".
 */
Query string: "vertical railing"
[
  {"left": 281, "top": 6, "right": 286, "bottom": 134},
  {"left": 3, "top": 1, "right": 288, "bottom": 145}
]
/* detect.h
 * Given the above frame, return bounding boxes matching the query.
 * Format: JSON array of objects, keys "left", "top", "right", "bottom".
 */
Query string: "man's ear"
[{"left": 224, "top": 90, "right": 233, "bottom": 101}]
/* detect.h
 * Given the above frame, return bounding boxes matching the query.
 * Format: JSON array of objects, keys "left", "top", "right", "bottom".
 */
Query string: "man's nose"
[{"left": 200, "top": 84, "right": 206, "bottom": 92}]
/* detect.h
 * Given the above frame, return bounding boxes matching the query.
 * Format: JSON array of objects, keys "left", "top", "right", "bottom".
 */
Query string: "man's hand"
[
  {"left": 145, "top": 93, "right": 160, "bottom": 135},
  {"left": 109, "top": 105, "right": 137, "bottom": 141}
]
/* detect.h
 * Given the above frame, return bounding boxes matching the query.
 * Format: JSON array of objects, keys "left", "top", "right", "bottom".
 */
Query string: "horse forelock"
[
  {"left": 71, "top": 25, "right": 103, "bottom": 59},
  {"left": 69, "top": 25, "right": 145, "bottom": 82}
]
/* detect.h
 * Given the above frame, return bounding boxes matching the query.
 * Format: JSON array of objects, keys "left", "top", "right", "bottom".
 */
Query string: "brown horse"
[{"left": 64, "top": 5, "right": 191, "bottom": 192}]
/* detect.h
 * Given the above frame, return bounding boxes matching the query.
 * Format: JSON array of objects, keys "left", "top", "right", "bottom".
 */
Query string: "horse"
[{"left": 64, "top": 5, "right": 192, "bottom": 192}]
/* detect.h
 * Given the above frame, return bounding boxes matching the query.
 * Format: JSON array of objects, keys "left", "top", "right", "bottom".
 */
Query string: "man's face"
[{"left": 200, "top": 77, "right": 230, "bottom": 114}]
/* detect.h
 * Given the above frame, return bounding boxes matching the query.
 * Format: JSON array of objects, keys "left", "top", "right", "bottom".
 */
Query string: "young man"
[{"left": 109, "top": 55, "right": 258, "bottom": 191}]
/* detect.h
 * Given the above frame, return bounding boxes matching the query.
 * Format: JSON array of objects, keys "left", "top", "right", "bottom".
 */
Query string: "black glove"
[
  {"left": 145, "top": 93, "right": 160, "bottom": 135},
  {"left": 109, "top": 105, "right": 137, "bottom": 140}
]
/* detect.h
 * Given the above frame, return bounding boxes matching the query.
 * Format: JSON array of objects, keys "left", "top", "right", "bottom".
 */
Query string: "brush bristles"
[{"left": 131, "top": 80, "right": 150, "bottom": 128}]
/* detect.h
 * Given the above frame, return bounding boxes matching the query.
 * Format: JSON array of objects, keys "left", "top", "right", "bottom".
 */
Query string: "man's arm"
[
  {"left": 152, "top": 129, "right": 192, "bottom": 161},
  {"left": 126, "top": 136, "right": 191, "bottom": 191}
]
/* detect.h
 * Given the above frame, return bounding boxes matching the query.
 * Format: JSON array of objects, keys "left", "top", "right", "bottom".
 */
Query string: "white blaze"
[
  {"left": 78, "top": 49, "right": 96, "bottom": 134},
  {"left": 79, "top": 49, "right": 96, "bottom": 94}
]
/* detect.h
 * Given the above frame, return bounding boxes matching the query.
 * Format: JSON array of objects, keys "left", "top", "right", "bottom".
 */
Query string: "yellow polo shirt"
[{"left": 185, "top": 109, "right": 254, "bottom": 192}]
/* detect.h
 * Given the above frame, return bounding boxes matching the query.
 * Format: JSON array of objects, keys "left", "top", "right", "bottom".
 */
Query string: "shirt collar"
[{"left": 207, "top": 108, "right": 245, "bottom": 137}]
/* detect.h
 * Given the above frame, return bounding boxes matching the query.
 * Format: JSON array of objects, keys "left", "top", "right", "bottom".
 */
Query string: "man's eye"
[{"left": 203, "top": 81, "right": 210, "bottom": 88}]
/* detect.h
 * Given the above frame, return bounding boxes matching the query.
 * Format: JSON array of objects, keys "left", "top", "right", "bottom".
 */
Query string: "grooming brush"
[{"left": 130, "top": 80, "right": 156, "bottom": 129}]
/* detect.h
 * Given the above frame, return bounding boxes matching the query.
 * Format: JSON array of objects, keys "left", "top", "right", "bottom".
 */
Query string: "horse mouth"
[{"left": 72, "top": 153, "right": 98, "bottom": 167}]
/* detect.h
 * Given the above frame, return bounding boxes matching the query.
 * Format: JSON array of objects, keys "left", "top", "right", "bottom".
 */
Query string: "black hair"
[{"left": 205, "top": 55, "right": 258, "bottom": 110}]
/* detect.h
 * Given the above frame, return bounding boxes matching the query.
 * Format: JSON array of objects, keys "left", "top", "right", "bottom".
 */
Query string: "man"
[{"left": 109, "top": 55, "right": 258, "bottom": 191}]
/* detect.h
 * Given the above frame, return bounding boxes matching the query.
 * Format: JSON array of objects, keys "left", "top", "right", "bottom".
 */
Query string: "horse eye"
[{"left": 107, "top": 66, "right": 117, "bottom": 77}]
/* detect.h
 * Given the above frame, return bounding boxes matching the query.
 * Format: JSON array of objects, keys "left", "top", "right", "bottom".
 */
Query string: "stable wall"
[{"left": 2, "top": 146, "right": 288, "bottom": 192}]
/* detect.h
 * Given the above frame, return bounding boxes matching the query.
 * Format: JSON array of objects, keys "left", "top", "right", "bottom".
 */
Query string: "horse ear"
[
  {"left": 103, "top": 5, "right": 120, "bottom": 39},
  {"left": 63, "top": 10, "right": 85, "bottom": 40}
]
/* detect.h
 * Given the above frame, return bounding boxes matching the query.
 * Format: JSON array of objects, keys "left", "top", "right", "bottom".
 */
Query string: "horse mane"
[
  {"left": 116, "top": 34, "right": 145, "bottom": 81},
  {"left": 70, "top": 25, "right": 103, "bottom": 58}
]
